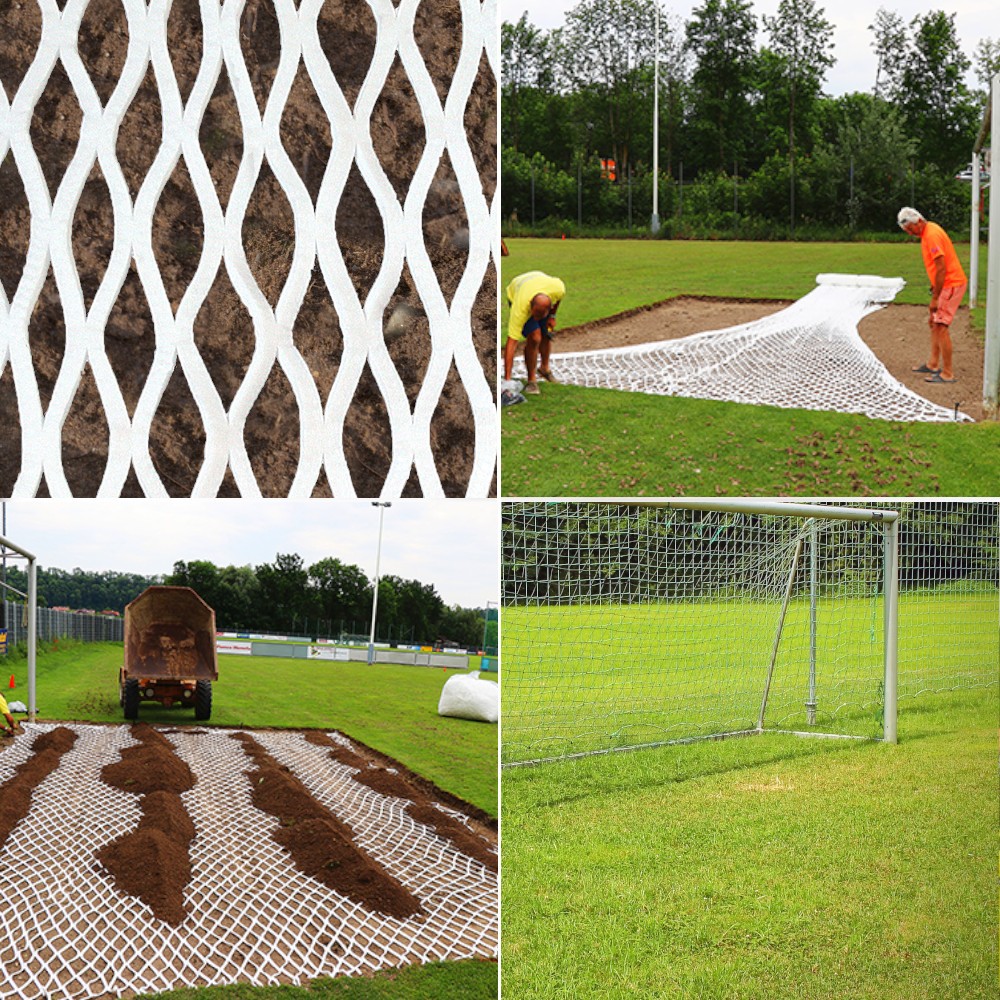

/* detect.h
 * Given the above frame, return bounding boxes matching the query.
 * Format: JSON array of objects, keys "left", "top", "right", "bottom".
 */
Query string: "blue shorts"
[{"left": 520, "top": 317, "right": 554, "bottom": 341}]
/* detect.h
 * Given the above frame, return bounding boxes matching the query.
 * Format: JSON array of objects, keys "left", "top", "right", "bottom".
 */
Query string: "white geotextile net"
[
  {"left": 517, "top": 274, "right": 971, "bottom": 423},
  {"left": 0, "top": 724, "right": 497, "bottom": 1000},
  {"left": 0, "top": 0, "right": 498, "bottom": 497}
]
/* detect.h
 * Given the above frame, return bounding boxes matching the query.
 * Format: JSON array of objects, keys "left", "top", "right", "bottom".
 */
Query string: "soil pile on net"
[
  {"left": 0, "top": 0, "right": 496, "bottom": 498},
  {"left": 233, "top": 732, "right": 422, "bottom": 919},
  {"left": 305, "top": 731, "right": 497, "bottom": 872},
  {"left": 0, "top": 727, "right": 77, "bottom": 846},
  {"left": 97, "top": 724, "right": 196, "bottom": 926}
]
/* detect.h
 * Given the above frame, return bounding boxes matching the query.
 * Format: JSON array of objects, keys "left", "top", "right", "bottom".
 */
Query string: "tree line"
[
  {"left": 1, "top": 556, "right": 497, "bottom": 652},
  {"left": 502, "top": 0, "right": 999, "bottom": 235}
]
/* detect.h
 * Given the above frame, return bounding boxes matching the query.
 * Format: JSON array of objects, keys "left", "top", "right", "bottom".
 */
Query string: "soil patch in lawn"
[
  {"left": 305, "top": 731, "right": 497, "bottom": 873},
  {"left": 0, "top": 0, "right": 496, "bottom": 498},
  {"left": 233, "top": 732, "right": 423, "bottom": 919},
  {"left": 97, "top": 723, "right": 196, "bottom": 926},
  {"left": 550, "top": 298, "right": 984, "bottom": 421},
  {"left": 0, "top": 727, "right": 77, "bottom": 846}
]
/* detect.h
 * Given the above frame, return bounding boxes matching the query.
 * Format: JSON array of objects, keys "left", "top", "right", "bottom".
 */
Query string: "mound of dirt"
[
  {"left": 551, "top": 297, "right": 985, "bottom": 421},
  {"left": 0, "top": 0, "right": 496, "bottom": 497},
  {"left": 233, "top": 732, "right": 423, "bottom": 919}
]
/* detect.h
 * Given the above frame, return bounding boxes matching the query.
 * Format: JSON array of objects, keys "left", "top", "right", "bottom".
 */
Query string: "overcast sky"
[
  {"left": 500, "top": 0, "right": 994, "bottom": 97},
  {"left": 0, "top": 501, "right": 499, "bottom": 609}
]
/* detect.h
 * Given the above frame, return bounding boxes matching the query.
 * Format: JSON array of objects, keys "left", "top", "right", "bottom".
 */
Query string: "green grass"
[
  {"left": 134, "top": 960, "right": 497, "bottom": 999},
  {"left": 501, "top": 239, "right": 998, "bottom": 497},
  {"left": 501, "top": 691, "right": 997, "bottom": 999},
  {"left": 6, "top": 641, "right": 496, "bottom": 815}
]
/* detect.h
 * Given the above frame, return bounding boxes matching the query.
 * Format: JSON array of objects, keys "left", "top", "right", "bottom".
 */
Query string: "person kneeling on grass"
[
  {"left": 503, "top": 271, "right": 565, "bottom": 395},
  {"left": 897, "top": 206, "right": 967, "bottom": 384},
  {"left": 0, "top": 692, "right": 18, "bottom": 737}
]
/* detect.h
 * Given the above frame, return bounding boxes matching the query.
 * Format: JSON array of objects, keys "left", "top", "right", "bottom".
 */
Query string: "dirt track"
[{"left": 549, "top": 298, "right": 984, "bottom": 421}]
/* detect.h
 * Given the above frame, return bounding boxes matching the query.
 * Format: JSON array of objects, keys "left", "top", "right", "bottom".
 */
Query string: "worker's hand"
[{"left": 546, "top": 315, "right": 557, "bottom": 333}]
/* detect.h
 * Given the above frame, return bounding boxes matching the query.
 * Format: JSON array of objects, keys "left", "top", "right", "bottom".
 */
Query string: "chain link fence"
[{"left": 1, "top": 601, "right": 123, "bottom": 648}]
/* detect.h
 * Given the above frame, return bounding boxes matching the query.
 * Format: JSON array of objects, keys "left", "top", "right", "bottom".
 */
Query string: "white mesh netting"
[
  {"left": 0, "top": 0, "right": 498, "bottom": 497},
  {"left": 0, "top": 724, "right": 497, "bottom": 999},
  {"left": 516, "top": 275, "right": 971, "bottom": 423}
]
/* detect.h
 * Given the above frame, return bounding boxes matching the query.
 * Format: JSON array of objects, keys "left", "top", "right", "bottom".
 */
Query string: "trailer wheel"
[
  {"left": 123, "top": 679, "right": 140, "bottom": 721},
  {"left": 194, "top": 680, "right": 212, "bottom": 721}
]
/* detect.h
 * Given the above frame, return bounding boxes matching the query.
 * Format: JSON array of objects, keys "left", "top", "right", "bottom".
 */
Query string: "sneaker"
[
  {"left": 538, "top": 369, "right": 559, "bottom": 383},
  {"left": 523, "top": 381, "right": 540, "bottom": 395}
]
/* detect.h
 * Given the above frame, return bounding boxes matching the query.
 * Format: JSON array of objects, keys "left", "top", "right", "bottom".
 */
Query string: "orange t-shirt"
[{"left": 920, "top": 222, "right": 966, "bottom": 288}]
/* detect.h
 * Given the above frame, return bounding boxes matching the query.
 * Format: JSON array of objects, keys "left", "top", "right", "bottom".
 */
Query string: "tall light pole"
[
  {"left": 368, "top": 502, "right": 391, "bottom": 665},
  {"left": 650, "top": 2, "right": 660, "bottom": 234}
]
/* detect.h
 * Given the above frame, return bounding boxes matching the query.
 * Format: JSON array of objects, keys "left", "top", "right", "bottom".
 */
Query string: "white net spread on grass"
[
  {"left": 0, "top": 0, "right": 497, "bottom": 497},
  {"left": 517, "top": 274, "right": 970, "bottom": 423},
  {"left": 0, "top": 724, "right": 497, "bottom": 999}
]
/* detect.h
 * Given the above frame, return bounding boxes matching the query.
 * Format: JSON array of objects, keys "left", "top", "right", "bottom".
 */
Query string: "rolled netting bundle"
[
  {"left": 516, "top": 275, "right": 970, "bottom": 423},
  {"left": 0, "top": 0, "right": 498, "bottom": 498}
]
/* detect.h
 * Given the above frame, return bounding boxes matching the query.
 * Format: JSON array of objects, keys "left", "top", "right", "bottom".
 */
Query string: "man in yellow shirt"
[
  {"left": 897, "top": 207, "right": 967, "bottom": 383},
  {"left": 503, "top": 271, "right": 566, "bottom": 395},
  {"left": 0, "top": 691, "right": 18, "bottom": 737}
]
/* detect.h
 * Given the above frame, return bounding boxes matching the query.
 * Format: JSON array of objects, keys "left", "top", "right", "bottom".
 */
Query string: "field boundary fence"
[{"left": 1, "top": 600, "right": 123, "bottom": 647}]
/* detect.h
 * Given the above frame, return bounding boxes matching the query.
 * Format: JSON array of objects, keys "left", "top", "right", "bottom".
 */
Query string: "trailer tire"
[
  {"left": 194, "top": 680, "right": 212, "bottom": 721},
  {"left": 123, "top": 679, "right": 140, "bottom": 721}
]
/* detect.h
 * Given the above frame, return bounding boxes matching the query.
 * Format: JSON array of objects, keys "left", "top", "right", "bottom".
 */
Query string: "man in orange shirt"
[{"left": 897, "top": 207, "right": 967, "bottom": 383}]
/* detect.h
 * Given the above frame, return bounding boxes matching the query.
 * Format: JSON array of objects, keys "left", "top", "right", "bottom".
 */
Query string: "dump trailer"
[{"left": 120, "top": 586, "right": 218, "bottom": 721}]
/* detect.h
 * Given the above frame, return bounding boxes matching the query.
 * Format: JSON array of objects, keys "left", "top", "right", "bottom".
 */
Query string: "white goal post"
[
  {"left": 501, "top": 500, "right": 900, "bottom": 767},
  {"left": 0, "top": 532, "right": 37, "bottom": 722}
]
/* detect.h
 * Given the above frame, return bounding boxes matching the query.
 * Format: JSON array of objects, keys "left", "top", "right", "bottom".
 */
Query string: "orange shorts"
[{"left": 931, "top": 283, "right": 966, "bottom": 326}]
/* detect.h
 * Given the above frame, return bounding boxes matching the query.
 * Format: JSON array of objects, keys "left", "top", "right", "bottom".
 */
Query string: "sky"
[
  {"left": 0, "top": 501, "right": 499, "bottom": 609},
  {"left": 500, "top": 0, "right": 994, "bottom": 97}
]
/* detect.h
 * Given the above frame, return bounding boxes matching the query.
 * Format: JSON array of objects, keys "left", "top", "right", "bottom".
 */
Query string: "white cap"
[{"left": 897, "top": 207, "right": 924, "bottom": 229}]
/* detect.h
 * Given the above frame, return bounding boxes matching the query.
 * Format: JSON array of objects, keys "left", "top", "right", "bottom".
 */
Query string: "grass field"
[
  {"left": 501, "top": 239, "right": 999, "bottom": 497},
  {"left": 501, "top": 690, "right": 997, "bottom": 999},
  {"left": 4, "top": 640, "right": 497, "bottom": 815}
]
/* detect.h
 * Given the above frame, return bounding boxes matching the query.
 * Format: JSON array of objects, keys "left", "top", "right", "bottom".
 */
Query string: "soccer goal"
[
  {"left": 0, "top": 530, "right": 37, "bottom": 721},
  {"left": 501, "top": 500, "right": 900, "bottom": 767}
]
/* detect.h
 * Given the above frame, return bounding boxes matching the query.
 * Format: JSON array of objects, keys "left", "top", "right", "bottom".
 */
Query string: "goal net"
[
  {"left": 512, "top": 274, "right": 970, "bottom": 423},
  {"left": 501, "top": 501, "right": 899, "bottom": 766}
]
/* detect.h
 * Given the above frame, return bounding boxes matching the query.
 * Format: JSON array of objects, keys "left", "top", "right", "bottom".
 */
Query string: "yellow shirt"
[
  {"left": 0, "top": 693, "right": 8, "bottom": 716},
  {"left": 506, "top": 272, "right": 566, "bottom": 341}
]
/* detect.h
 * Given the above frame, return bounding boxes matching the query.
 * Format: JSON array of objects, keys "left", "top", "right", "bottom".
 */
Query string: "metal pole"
[
  {"left": 882, "top": 519, "right": 899, "bottom": 744},
  {"left": 27, "top": 554, "right": 36, "bottom": 723},
  {"left": 970, "top": 150, "right": 979, "bottom": 308},
  {"left": 530, "top": 164, "right": 535, "bottom": 226},
  {"left": 367, "top": 503, "right": 391, "bottom": 665},
  {"left": 807, "top": 520, "right": 818, "bottom": 724},
  {"left": 577, "top": 157, "right": 582, "bottom": 227},
  {"left": 984, "top": 74, "right": 1000, "bottom": 420},
  {"left": 651, "top": 2, "right": 660, "bottom": 233},
  {"left": 758, "top": 537, "right": 805, "bottom": 730}
]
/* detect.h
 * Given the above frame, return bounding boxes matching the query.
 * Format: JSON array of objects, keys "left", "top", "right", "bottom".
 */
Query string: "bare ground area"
[{"left": 549, "top": 298, "right": 985, "bottom": 422}]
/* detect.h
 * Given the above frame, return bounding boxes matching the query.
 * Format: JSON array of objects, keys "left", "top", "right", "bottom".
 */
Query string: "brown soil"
[
  {"left": 305, "top": 731, "right": 496, "bottom": 872},
  {"left": 97, "top": 723, "right": 196, "bottom": 925},
  {"left": 233, "top": 732, "right": 423, "bottom": 919},
  {"left": 0, "top": 727, "right": 77, "bottom": 846},
  {"left": 552, "top": 298, "right": 985, "bottom": 421},
  {"left": 0, "top": 0, "right": 496, "bottom": 498}
]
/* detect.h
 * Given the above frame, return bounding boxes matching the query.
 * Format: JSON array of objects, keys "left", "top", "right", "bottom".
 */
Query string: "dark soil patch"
[
  {"left": 0, "top": 0, "right": 496, "bottom": 498},
  {"left": 305, "top": 731, "right": 496, "bottom": 873},
  {"left": 97, "top": 723, "right": 196, "bottom": 925},
  {"left": 0, "top": 727, "right": 77, "bottom": 846},
  {"left": 233, "top": 732, "right": 422, "bottom": 919}
]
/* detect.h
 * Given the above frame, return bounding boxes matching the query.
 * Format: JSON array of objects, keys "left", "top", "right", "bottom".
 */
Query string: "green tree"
[
  {"left": 501, "top": 13, "right": 553, "bottom": 153},
  {"left": 869, "top": 7, "right": 907, "bottom": 99}
]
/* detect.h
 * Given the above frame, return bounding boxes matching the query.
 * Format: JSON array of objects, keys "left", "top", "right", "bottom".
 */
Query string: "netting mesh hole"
[
  {"left": 116, "top": 63, "right": 162, "bottom": 201},
  {"left": 77, "top": 0, "right": 130, "bottom": 108},
  {"left": 279, "top": 59, "right": 331, "bottom": 205},
  {"left": 148, "top": 365, "right": 206, "bottom": 496},
  {"left": 0, "top": 365, "right": 21, "bottom": 496},
  {"left": 466, "top": 52, "right": 496, "bottom": 201},
  {"left": 30, "top": 61, "right": 83, "bottom": 202},
  {"left": 192, "top": 266, "right": 255, "bottom": 411},
  {"left": 150, "top": 156, "right": 205, "bottom": 316},
  {"left": 28, "top": 266, "right": 66, "bottom": 414},
  {"left": 71, "top": 163, "right": 116, "bottom": 315},
  {"left": 105, "top": 265, "right": 156, "bottom": 419},
  {"left": 370, "top": 54, "right": 425, "bottom": 203},
  {"left": 384, "top": 263, "right": 428, "bottom": 408},
  {"left": 343, "top": 363, "right": 391, "bottom": 497},
  {"left": 166, "top": 0, "right": 203, "bottom": 106},
  {"left": 199, "top": 64, "right": 243, "bottom": 212},
  {"left": 422, "top": 151, "right": 468, "bottom": 308},
  {"left": 240, "top": 0, "right": 281, "bottom": 117},
  {"left": 0, "top": 153, "right": 31, "bottom": 302},
  {"left": 316, "top": 0, "right": 376, "bottom": 111},
  {"left": 61, "top": 363, "right": 109, "bottom": 496},
  {"left": 429, "top": 359, "right": 474, "bottom": 496},
  {"left": 2, "top": 3, "right": 41, "bottom": 101},
  {"left": 243, "top": 160, "right": 296, "bottom": 310},
  {"left": 295, "top": 267, "right": 341, "bottom": 408},
  {"left": 413, "top": 0, "right": 462, "bottom": 105},
  {"left": 245, "top": 363, "right": 300, "bottom": 497}
]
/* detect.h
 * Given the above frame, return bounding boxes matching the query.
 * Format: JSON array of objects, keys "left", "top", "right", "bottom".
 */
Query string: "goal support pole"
[
  {"left": 985, "top": 73, "right": 999, "bottom": 419},
  {"left": 0, "top": 533, "right": 37, "bottom": 723},
  {"left": 883, "top": 516, "right": 899, "bottom": 744}
]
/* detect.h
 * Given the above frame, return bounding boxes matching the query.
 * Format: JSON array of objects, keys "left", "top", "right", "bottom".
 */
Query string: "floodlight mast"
[
  {"left": 650, "top": 2, "right": 660, "bottom": 234},
  {"left": 367, "top": 503, "right": 391, "bottom": 666},
  {"left": 984, "top": 73, "right": 1000, "bottom": 420}
]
